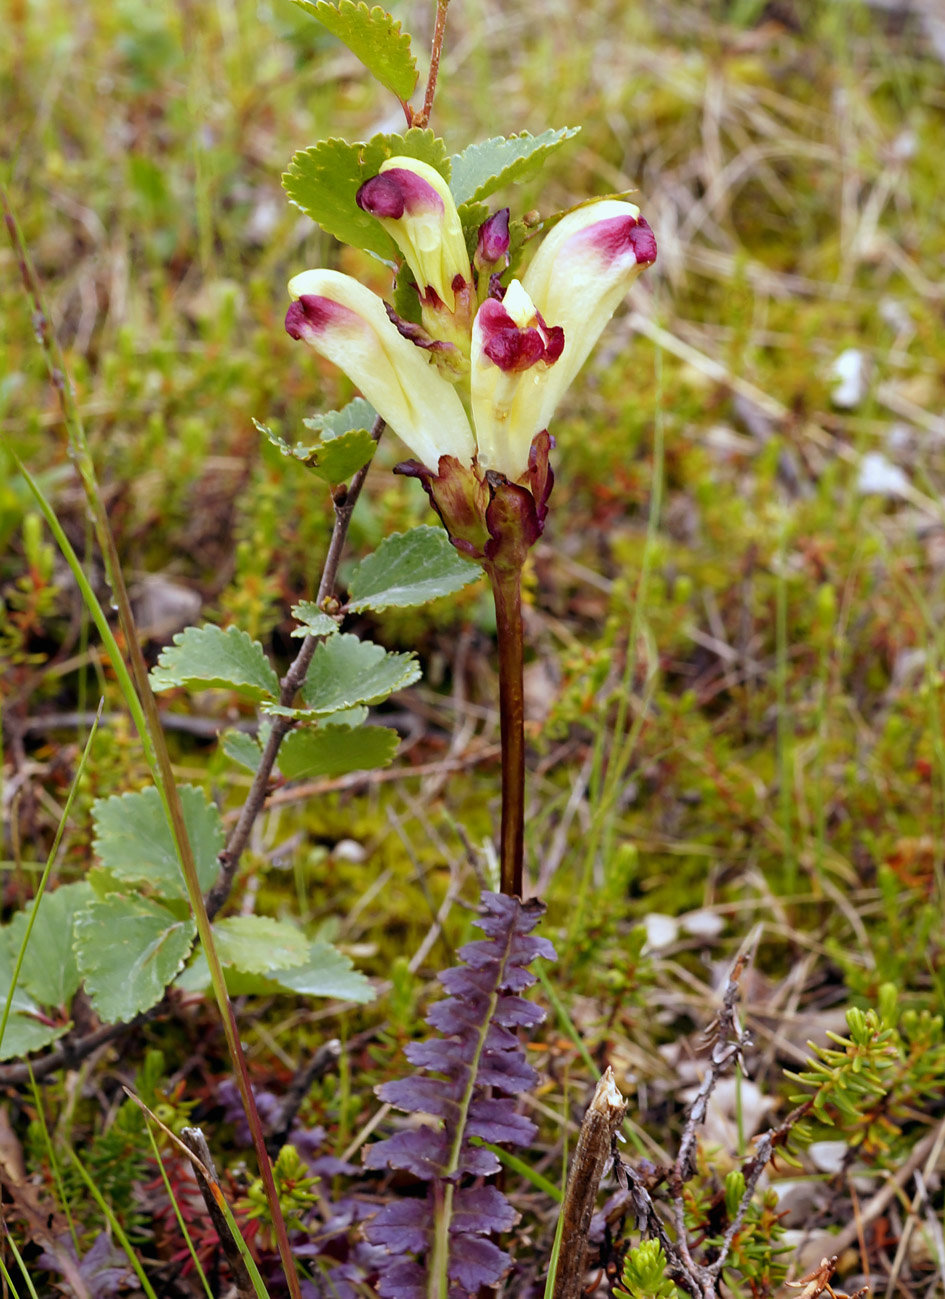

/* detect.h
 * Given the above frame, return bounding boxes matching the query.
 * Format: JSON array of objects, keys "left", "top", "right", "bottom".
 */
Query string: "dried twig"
[
  {"left": 180, "top": 1126, "right": 257, "bottom": 1299},
  {"left": 552, "top": 1067, "right": 627, "bottom": 1299}
]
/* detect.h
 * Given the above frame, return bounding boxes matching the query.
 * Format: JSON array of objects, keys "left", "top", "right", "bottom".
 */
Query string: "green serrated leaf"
[
  {"left": 255, "top": 417, "right": 322, "bottom": 467},
  {"left": 178, "top": 939, "right": 374, "bottom": 1002},
  {"left": 449, "top": 127, "right": 581, "bottom": 207},
  {"left": 150, "top": 624, "right": 280, "bottom": 702},
  {"left": 221, "top": 729, "right": 264, "bottom": 772},
  {"left": 256, "top": 418, "right": 375, "bottom": 483},
  {"left": 259, "top": 703, "right": 369, "bottom": 725},
  {"left": 92, "top": 784, "right": 223, "bottom": 898},
  {"left": 303, "top": 397, "right": 377, "bottom": 440},
  {"left": 261, "top": 398, "right": 379, "bottom": 483},
  {"left": 311, "top": 428, "right": 378, "bottom": 483},
  {"left": 455, "top": 199, "right": 491, "bottom": 233},
  {"left": 211, "top": 916, "right": 310, "bottom": 973},
  {"left": 74, "top": 895, "right": 196, "bottom": 1021},
  {"left": 293, "top": 0, "right": 418, "bottom": 100},
  {"left": 268, "top": 940, "right": 374, "bottom": 1000},
  {"left": 0, "top": 1008, "right": 68, "bottom": 1060},
  {"left": 301, "top": 634, "right": 420, "bottom": 714},
  {"left": 0, "top": 936, "right": 71, "bottom": 1059},
  {"left": 347, "top": 525, "right": 481, "bottom": 612},
  {"left": 279, "top": 724, "right": 399, "bottom": 779},
  {"left": 4, "top": 882, "right": 92, "bottom": 1007},
  {"left": 283, "top": 130, "right": 449, "bottom": 258},
  {"left": 291, "top": 601, "right": 341, "bottom": 640}
]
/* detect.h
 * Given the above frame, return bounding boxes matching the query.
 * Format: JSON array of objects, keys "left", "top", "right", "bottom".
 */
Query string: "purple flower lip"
[
  {"left": 630, "top": 215, "right": 658, "bottom": 264},
  {"left": 285, "top": 294, "right": 349, "bottom": 339},
  {"left": 477, "top": 297, "right": 564, "bottom": 374},
  {"left": 356, "top": 167, "right": 444, "bottom": 220},
  {"left": 589, "top": 212, "right": 658, "bottom": 267}
]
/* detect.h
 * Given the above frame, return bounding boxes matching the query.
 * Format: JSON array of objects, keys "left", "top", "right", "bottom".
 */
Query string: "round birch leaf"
[
  {"left": 301, "top": 635, "right": 420, "bottom": 714},
  {"left": 256, "top": 418, "right": 376, "bottom": 482},
  {"left": 278, "top": 724, "right": 399, "bottom": 779},
  {"left": 221, "top": 729, "right": 264, "bottom": 773},
  {"left": 283, "top": 131, "right": 449, "bottom": 259},
  {"left": 448, "top": 128, "right": 581, "bottom": 207},
  {"left": 4, "top": 881, "right": 92, "bottom": 1007},
  {"left": 150, "top": 624, "right": 280, "bottom": 701},
  {"left": 92, "top": 784, "right": 223, "bottom": 898},
  {"left": 303, "top": 397, "right": 377, "bottom": 439},
  {"left": 292, "top": 0, "right": 418, "bottom": 101},
  {"left": 211, "top": 916, "right": 310, "bottom": 974},
  {"left": 266, "top": 940, "right": 374, "bottom": 1001},
  {"left": 0, "top": 1011, "right": 68, "bottom": 1061},
  {"left": 178, "top": 940, "right": 374, "bottom": 1003},
  {"left": 290, "top": 601, "right": 340, "bottom": 640},
  {"left": 347, "top": 526, "right": 481, "bottom": 612},
  {"left": 309, "top": 428, "right": 377, "bottom": 483},
  {"left": 74, "top": 895, "right": 196, "bottom": 1022}
]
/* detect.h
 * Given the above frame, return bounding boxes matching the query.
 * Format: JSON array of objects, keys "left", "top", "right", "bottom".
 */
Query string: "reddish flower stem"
[
  {"left": 488, "top": 563, "right": 525, "bottom": 897},
  {"left": 415, "top": 0, "right": 450, "bottom": 128}
]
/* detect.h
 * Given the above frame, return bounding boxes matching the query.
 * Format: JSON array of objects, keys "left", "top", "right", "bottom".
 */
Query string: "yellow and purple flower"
[{"left": 286, "top": 157, "right": 656, "bottom": 560}]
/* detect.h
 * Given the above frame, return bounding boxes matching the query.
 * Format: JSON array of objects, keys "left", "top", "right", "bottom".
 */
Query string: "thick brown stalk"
[{"left": 488, "top": 563, "right": 525, "bottom": 897}]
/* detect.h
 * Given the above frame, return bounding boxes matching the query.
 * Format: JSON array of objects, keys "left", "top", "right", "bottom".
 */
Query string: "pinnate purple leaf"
[
  {"left": 365, "top": 890, "right": 554, "bottom": 1296},
  {"left": 475, "top": 1050, "right": 539, "bottom": 1092},
  {"left": 363, "top": 1126, "right": 449, "bottom": 1178},
  {"left": 492, "top": 992, "right": 546, "bottom": 1028},
  {"left": 367, "top": 1200, "right": 430, "bottom": 1253},
  {"left": 482, "top": 1021, "right": 521, "bottom": 1050},
  {"left": 455, "top": 1141, "right": 502, "bottom": 1177},
  {"left": 467, "top": 1097, "right": 537, "bottom": 1145},
  {"left": 448, "top": 1233, "right": 512, "bottom": 1290},
  {"left": 425, "top": 994, "right": 486, "bottom": 1034},
  {"left": 404, "top": 1035, "right": 476, "bottom": 1072},
  {"left": 438, "top": 964, "right": 498, "bottom": 996},
  {"left": 377, "top": 1075, "right": 461, "bottom": 1117},
  {"left": 452, "top": 1185, "right": 520, "bottom": 1234},
  {"left": 376, "top": 1259, "right": 427, "bottom": 1298}
]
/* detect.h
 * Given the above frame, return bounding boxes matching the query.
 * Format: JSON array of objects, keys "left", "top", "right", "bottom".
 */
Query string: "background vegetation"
[{"left": 2, "top": 0, "right": 945, "bottom": 1294}]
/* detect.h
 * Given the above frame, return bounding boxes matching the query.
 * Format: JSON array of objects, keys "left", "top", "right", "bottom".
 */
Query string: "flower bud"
[{"left": 474, "top": 208, "right": 510, "bottom": 277}]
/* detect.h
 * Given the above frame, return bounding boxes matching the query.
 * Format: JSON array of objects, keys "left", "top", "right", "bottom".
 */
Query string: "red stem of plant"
[
  {"left": 415, "top": 0, "right": 450, "bottom": 128},
  {"left": 489, "top": 564, "right": 525, "bottom": 898}
]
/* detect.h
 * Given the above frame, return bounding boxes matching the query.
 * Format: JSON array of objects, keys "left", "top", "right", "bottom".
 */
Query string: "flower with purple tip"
[{"left": 286, "top": 162, "right": 656, "bottom": 559}]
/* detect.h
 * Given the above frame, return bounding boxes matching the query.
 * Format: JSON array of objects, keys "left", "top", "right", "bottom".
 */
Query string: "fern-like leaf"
[{"left": 364, "top": 891, "right": 555, "bottom": 1297}]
